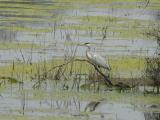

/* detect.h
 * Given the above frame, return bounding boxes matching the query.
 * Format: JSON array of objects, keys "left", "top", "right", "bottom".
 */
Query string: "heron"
[
  {"left": 79, "top": 42, "right": 111, "bottom": 70},
  {"left": 79, "top": 42, "right": 112, "bottom": 86}
]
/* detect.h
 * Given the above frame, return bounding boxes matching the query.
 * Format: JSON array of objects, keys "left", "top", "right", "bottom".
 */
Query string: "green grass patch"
[
  {"left": 95, "top": 2, "right": 160, "bottom": 10},
  {"left": 0, "top": 25, "right": 53, "bottom": 33},
  {"left": 54, "top": 0, "right": 160, "bottom": 4},
  {"left": 0, "top": 56, "right": 145, "bottom": 81},
  {"left": 110, "top": 56, "right": 145, "bottom": 71},
  {"left": 0, "top": 115, "right": 35, "bottom": 120},
  {"left": 0, "top": 114, "right": 77, "bottom": 120},
  {"left": 0, "top": 42, "right": 41, "bottom": 49}
]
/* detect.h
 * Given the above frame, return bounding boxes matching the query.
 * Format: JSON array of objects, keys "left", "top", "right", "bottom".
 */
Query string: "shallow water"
[{"left": 0, "top": 81, "right": 160, "bottom": 120}]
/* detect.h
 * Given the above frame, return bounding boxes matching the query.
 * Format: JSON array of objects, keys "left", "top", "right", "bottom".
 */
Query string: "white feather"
[{"left": 86, "top": 51, "right": 110, "bottom": 70}]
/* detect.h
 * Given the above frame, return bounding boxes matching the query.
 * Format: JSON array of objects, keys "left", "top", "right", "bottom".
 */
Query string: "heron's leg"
[
  {"left": 85, "top": 61, "right": 112, "bottom": 86},
  {"left": 105, "top": 69, "right": 110, "bottom": 78},
  {"left": 93, "top": 65, "right": 112, "bottom": 86}
]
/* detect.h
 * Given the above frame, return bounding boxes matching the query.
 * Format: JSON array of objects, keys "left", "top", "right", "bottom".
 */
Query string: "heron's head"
[{"left": 78, "top": 42, "right": 92, "bottom": 48}]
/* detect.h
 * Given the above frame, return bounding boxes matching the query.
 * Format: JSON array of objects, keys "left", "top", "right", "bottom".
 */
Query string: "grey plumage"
[{"left": 80, "top": 42, "right": 111, "bottom": 70}]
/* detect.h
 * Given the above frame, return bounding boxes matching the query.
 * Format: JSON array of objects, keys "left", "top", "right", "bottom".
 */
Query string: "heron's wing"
[{"left": 87, "top": 52, "right": 110, "bottom": 69}]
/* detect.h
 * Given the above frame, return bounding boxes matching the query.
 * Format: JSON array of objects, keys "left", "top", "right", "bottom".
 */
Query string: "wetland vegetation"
[{"left": 0, "top": 0, "right": 160, "bottom": 120}]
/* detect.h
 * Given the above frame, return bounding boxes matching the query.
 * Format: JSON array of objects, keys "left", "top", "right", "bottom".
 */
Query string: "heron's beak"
[{"left": 78, "top": 43, "right": 85, "bottom": 46}]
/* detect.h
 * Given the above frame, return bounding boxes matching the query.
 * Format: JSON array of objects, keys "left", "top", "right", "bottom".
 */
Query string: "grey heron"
[
  {"left": 79, "top": 42, "right": 113, "bottom": 86},
  {"left": 79, "top": 42, "right": 111, "bottom": 70}
]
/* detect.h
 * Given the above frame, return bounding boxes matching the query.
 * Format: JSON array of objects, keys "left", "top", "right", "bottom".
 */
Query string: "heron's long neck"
[
  {"left": 87, "top": 46, "right": 91, "bottom": 51},
  {"left": 86, "top": 46, "right": 91, "bottom": 56}
]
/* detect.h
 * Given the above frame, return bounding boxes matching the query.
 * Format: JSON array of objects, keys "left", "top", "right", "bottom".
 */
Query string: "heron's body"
[
  {"left": 86, "top": 51, "right": 110, "bottom": 70},
  {"left": 79, "top": 42, "right": 111, "bottom": 70}
]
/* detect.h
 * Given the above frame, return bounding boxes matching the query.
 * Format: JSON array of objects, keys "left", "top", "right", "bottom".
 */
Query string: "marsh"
[{"left": 0, "top": 0, "right": 160, "bottom": 120}]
